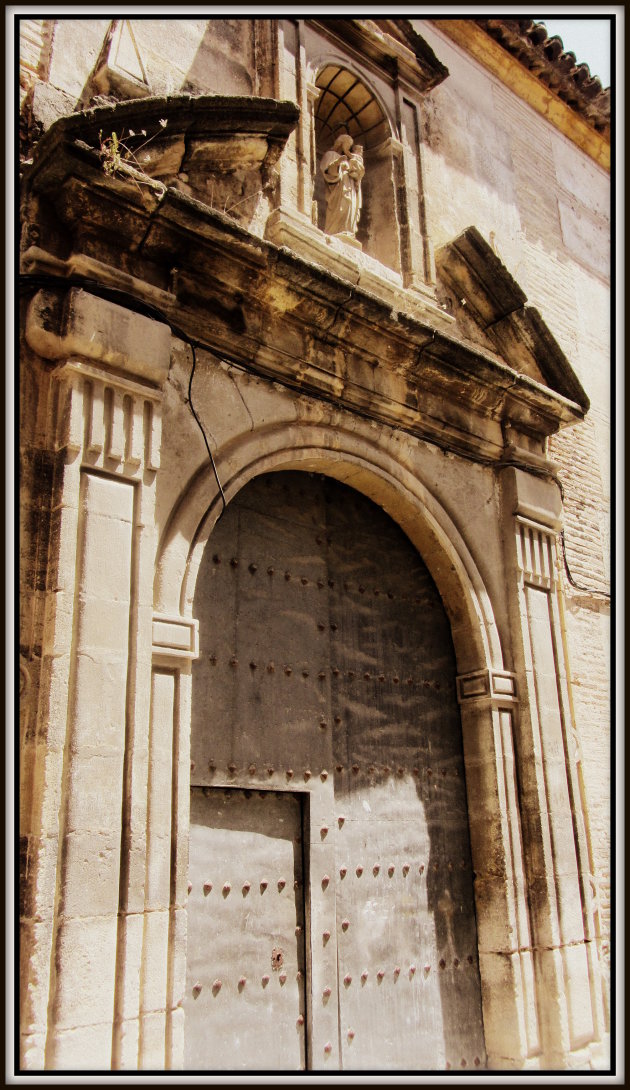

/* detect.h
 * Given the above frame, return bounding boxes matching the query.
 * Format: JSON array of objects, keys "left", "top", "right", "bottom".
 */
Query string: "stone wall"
[{"left": 418, "top": 21, "right": 611, "bottom": 992}]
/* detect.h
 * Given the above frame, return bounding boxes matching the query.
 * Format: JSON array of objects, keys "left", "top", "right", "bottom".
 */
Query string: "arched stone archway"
[
  {"left": 152, "top": 421, "right": 534, "bottom": 1069},
  {"left": 155, "top": 425, "right": 503, "bottom": 676}
]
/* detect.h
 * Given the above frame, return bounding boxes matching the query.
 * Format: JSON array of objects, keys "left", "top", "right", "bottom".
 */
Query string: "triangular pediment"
[{"left": 435, "top": 227, "right": 589, "bottom": 411}]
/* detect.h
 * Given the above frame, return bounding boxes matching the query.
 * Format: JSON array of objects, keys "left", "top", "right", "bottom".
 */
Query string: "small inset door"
[{"left": 184, "top": 788, "right": 307, "bottom": 1070}]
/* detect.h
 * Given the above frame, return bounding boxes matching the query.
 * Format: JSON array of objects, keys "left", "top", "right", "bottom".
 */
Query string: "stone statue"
[{"left": 320, "top": 133, "right": 365, "bottom": 240}]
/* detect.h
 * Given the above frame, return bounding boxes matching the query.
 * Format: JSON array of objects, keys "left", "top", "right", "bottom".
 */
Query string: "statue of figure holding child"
[{"left": 320, "top": 132, "right": 365, "bottom": 241}]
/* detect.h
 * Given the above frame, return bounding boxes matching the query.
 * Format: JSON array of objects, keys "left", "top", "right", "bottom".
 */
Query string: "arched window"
[{"left": 313, "top": 65, "right": 402, "bottom": 273}]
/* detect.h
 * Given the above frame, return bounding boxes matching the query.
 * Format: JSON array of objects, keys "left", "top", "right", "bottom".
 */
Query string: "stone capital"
[
  {"left": 456, "top": 668, "right": 518, "bottom": 706},
  {"left": 25, "top": 287, "right": 172, "bottom": 388}
]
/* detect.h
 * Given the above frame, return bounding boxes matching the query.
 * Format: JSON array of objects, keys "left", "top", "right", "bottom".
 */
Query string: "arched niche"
[{"left": 311, "top": 63, "right": 403, "bottom": 274}]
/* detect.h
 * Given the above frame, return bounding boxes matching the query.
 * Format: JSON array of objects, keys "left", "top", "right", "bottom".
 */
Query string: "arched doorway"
[{"left": 183, "top": 471, "right": 486, "bottom": 1070}]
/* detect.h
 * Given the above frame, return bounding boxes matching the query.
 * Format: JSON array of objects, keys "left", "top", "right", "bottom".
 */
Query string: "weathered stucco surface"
[{"left": 18, "top": 16, "right": 611, "bottom": 1074}]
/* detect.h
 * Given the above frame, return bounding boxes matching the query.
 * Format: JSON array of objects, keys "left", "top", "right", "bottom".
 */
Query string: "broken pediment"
[
  {"left": 23, "top": 113, "right": 588, "bottom": 471},
  {"left": 435, "top": 226, "right": 589, "bottom": 412}
]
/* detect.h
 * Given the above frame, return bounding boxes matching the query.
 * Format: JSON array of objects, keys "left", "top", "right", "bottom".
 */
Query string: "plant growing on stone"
[{"left": 98, "top": 118, "right": 167, "bottom": 183}]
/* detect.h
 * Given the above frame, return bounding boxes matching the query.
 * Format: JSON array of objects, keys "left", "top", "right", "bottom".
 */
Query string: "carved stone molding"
[
  {"left": 52, "top": 360, "right": 162, "bottom": 476},
  {"left": 456, "top": 668, "right": 518, "bottom": 704},
  {"left": 515, "top": 515, "right": 556, "bottom": 590},
  {"left": 26, "top": 287, "right": 172, "bottom": 387},
  {"left": 152, "top": 613, "right": 199, "bottom": 666}
]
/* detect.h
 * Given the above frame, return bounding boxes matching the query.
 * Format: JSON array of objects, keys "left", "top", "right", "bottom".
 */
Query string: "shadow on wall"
[
  {"left": 422, "top": 73, "right": 609, "bottom": 287},
  {"left": 76, "top": 19, "right": 254, "bottom": 110},
  {"left": 180, "top": 19, "right": 254, "bottom": 96}
]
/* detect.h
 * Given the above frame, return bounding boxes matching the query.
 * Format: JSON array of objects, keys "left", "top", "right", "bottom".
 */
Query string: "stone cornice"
[
  {"left": 306, "top": 18, "right": 449, "bottom": 95},
  {"left": 22, "top": 132, "right": 586, "bottom": 468}
]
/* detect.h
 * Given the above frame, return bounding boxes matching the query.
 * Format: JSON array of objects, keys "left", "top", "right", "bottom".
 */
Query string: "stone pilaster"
[
  {"left": 21, "top": 287, "right": 170, "bottom": 1069},
  {"left": 139, "top": 618, "right": 198, "bottom": 1069},
  {"left": 501, "top": 466, "right": 604, "bottom": 1065},
  {"left": 456, "top": 668, "right": 540, "bottom": 1067}
]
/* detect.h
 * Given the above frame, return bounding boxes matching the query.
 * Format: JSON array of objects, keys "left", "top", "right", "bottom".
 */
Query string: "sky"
[{"left": 537, "top": 18, "right": 612, "bottom": 86}]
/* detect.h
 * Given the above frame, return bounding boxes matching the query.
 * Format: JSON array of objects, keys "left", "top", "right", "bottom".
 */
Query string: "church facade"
[{"left": 18, "top": 18, "right": 611, "bottom": 1072}]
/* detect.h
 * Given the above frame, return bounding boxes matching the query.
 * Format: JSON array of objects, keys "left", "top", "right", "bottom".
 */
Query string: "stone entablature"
[{"left": 22, "top": 104, "right": 587, "bottom": 476}]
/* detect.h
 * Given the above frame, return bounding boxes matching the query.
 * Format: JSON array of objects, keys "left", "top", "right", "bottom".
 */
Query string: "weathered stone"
[{"left": 25, "top": 288, "right": 171, "bottom": 386}]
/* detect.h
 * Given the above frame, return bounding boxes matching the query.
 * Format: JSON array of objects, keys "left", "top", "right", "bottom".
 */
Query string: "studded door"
[
  {"left": 184, "top": 788, "right": 307, "bottom": 1070},
  {"left": 189, "top": 472, "right": 486, "bottom": 1071}
]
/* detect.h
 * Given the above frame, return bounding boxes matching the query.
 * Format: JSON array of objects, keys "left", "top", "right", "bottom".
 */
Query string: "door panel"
[
  {"left": 184, "top": 788, "right": 307, "bottom": 1070},
  {"left": 189, "top": 472, "right": 486, "bottom": 1070}
]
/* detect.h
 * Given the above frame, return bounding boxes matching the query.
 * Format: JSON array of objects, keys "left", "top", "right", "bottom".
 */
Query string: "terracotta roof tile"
[{"left": 476, "top": 18, "right": 610, "bottom": 138}]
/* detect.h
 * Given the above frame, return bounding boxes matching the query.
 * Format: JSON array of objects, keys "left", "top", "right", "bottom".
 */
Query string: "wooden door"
[
  {"left": 183, "top": 788, "right": 307, "bottom": 1069},
  {"left": 188, "top": 472, "right": 486, "bottom": 1070}
]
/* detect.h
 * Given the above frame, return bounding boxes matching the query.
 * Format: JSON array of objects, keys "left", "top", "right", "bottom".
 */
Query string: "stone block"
[
  {"left": 144, "top": 832, "right": 172, "bottom": 910},
  {"left": 168, "top": 908, "right": 188, "bottom": 1010},
  {"left": 65, "top": 750, "right": 125, "bottom": 833},
  {"left": 52, "top": 1021, "right": 114, "bottom": 1069},
  {"left": 115, "top": 912, "right": 145, "bottom": 1023},
  {"left": 548, "top": 812, "right": 581, "bottom": 875},
  {"left": 115, "top": 1017, "right": 140, "bottom": 1070},
  {"left": 122, "top": 836, "right": 149, "bottom": 916},
  {"left": 20, "top": 917, "right": 56, "bottom": 1035},
  {"left": 76, "top": 598, "right": 133, "bottom": 652},
  {"left": 19, "top": 1031, "right": 47, "bottom": 1072},
  {"left": 474, "top": 875, "right": 518, "bottom": 954},
  {"left": 518, "top": 801, "right": 556, "bottom": 879},
  {"left": 542, "top": 762, "right": 574, "bottom": 817},
  {"left": 167, "top": 1004, "right": 185, "bottom": 1069},
  {"left": 80, "top": 517, "right": 133, "bottom": 602},
  {"left": 70, "top": 655, "right": 129, "bottom": 754},
  {"left": 139, "top": 1009, "right": 167, "bottom": 1069},
  {"left": 463, "top": 754, "right": 506, "bottom": 814},
  {"left": 503, "top": 466, "right": 564, "bottom": 529},
  {"left": 459, "top": 703, "right": 499, "bottom": 762},
  {"left": 562, "top": 942, "right": 595, "bottom": 1049},
  {"left": 21, "top": 834, "right": 59, "bottom": 921},
  {"left": 518, "top": 948, "right": 541, "bottom": 1055},
  {"left": 59, "top": 831, "right": 121, "bottom": 919},
  {"left": 554, "top": 870, "right": 587, "bottom": 946},
  {"left": 477, "top": 951, "right": 529, "bottom": 1064},
  {"left": 467, "top": 812, "right": 509, "bottom": 879},
  {"left": 82, "top": 472, "right": 136, "bottom": 522},
  {"left": 539, "top": 943, "right": 572, "bottom": 1012},
  {"left": 54, "top": 915, "right": 118, "bottom": 1030},
  {"left": 526, "top": 874, "right": 563, "bottom": 949},
  {"left": 140, "top": 910, "right": 170, "bottom": 1014}
]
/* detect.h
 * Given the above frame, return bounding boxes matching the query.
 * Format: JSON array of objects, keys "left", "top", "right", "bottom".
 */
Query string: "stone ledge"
[{"left": 265, "top": 208, "right": 452, "bottom": 329}]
